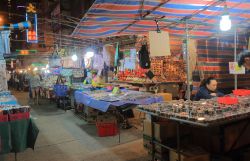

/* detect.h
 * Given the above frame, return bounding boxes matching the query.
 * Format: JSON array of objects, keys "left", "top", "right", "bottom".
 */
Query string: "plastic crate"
[
  {"left": 54, "top": 84, "right": 68, "bottom": 97},
  {"left": 96, "top": 122, "right": 118, "bottom": 137}
]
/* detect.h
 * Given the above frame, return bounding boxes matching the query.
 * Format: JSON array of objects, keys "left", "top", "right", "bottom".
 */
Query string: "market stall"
[
  {"left": 0, "top": 91, "right": 39, "bottom": 160},
  {"left": 138, "top": 90, "right": 250, "bottom": 160},
  {"left": 74, "top": 87, "right": 163, "bottom": 140},
  {"left": 70, "top": 0, "right": 250, "bottom": 160}
]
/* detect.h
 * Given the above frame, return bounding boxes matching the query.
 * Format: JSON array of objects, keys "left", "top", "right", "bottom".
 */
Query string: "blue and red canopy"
[{"left": 72, "top": 0, "right": 250, "bottom": 39}]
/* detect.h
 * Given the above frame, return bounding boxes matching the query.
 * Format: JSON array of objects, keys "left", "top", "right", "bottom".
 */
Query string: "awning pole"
[
  {"left": 185, "top": 22, "right": 191, "bottom": 101},
  {"left": 234, "top": 27, "right": 237, "bottom": 90}
]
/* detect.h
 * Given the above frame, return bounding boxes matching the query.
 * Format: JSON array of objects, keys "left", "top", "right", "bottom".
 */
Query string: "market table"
[
  {"left": 0, "top": 92, "right": 39, "bottom": 161},
  {"left": 137, "top": 97, "right": 250, "bottom": 161},
  {"left": 74, "top": 90, "right": 163, "bottom": 112},
  {"left": 74, "top": 89, "right": 163, "bottom": 142},
  {"left": 110, "top": 80, "right": 183, "bottom": 98}
]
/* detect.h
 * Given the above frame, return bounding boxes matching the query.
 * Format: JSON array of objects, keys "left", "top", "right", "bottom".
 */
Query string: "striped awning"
[{"left": 72, "top": 0, "right": 250, "bottom": 39}]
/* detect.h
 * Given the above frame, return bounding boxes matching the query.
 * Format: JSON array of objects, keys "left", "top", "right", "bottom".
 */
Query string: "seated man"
[
  {"left": 194, "top": 77, "right": 224, "bottom": 101},
  {"left": 238, "top": 50, "right": 250, "bottom": 70}
]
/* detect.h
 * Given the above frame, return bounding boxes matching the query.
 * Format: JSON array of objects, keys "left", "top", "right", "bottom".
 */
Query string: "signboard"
[
  {"left": 229, "top": 62, "right": 245, "bottom": 74},
  {"left": 26, "top": 3, "right": 38, "bottom": 43},
  {"left": 149, "top": 31, "right": 171, "bottom": 56}
]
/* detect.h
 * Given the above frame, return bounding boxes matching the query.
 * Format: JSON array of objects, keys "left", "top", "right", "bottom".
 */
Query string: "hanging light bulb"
[
  {"left": 71, "top": 54, "right": 78, "bottom": 61},
  {"left": 220, "top": 4, "right": 231, "bottom": 31},
  {"left": 220, "top": 14, "right": 231, "bottom": 31},
  {"left": 85, "top": 51, "right": 94, "bottom": 58}
]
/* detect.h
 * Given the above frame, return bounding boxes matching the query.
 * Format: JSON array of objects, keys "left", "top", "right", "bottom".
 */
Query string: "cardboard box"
[
  {"left": 156, "top": 93, "right": 172, "bottom": 101},
  {"left": 169, "top": 146, "right": 210, "bottom": 161},
  {"left": 143, "top": 120, "right": 177, "bottom": 142}
]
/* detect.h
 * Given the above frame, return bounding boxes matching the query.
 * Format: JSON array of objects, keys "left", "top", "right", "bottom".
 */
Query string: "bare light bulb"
[
  {"left": 220, "top": 14, "right": 231, "bottom": 31},
  {"left": 71, "top": 54, "right": 78, "bottom": 61}
]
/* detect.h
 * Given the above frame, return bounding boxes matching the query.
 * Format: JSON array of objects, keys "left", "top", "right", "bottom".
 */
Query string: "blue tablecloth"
[{"left": 74, "top": 90, "right": 163, "bottom": 112}]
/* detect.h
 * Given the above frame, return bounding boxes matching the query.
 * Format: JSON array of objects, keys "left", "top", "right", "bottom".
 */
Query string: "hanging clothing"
[{"left": 139, "top": 44, "right": 151, "bottom": 69}]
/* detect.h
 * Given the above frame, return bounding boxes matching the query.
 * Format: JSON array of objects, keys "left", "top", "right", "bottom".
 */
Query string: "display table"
[
  {"left": 137, "top": 96, "right": 250, "bottom": 160},
  {"left": 0, "top": 118, "right": 38, "bottom": 154},
  {"left": 0, "top": 92, "right": 39, "bottom": 160},
  {"left": 111, "top": 80, "right": 183, "bottom": 98},
  {"left": 74, "top": 90, "right": 163, "bottom": 112}
]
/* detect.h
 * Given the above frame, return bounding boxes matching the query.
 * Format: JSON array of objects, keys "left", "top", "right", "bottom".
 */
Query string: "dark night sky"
[{"left": 0, "top": 0, "right": 39, "bottom": 24}]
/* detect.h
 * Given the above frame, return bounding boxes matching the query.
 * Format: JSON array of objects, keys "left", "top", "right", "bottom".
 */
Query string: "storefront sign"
[{"left": 229, "top": 62, "right": 245, "bottom": 74}]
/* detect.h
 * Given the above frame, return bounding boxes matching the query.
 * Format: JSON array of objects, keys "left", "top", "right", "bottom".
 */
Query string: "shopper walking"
[{"left": 29, "top": 72, "right": 41, "bottom": 105}]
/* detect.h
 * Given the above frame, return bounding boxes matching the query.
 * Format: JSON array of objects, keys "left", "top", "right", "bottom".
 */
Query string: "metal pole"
[
  {"left": 15, "top": 153, "right": 17, "bottom": 161},
  {"left": 177, "top": 123, "right": 181, "bottom": 161},
  {"left": 185, "top": 22, "right": 191, "bottom": 101},
  {"left": 234, "top": 27, "right": 237, "bottom": 90}
]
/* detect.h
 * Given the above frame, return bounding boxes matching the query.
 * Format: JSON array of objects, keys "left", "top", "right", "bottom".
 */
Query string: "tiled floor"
[{"left": 1, "top": 91, "right": 149, "bottom": 161}]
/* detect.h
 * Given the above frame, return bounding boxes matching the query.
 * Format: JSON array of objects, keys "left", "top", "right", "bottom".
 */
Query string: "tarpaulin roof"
[{"left": 72, "top": 0, "right": 250, "bottom": 39}]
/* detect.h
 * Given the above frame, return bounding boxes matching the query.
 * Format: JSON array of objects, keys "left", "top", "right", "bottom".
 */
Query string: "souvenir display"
[
  {"left": 72, "top": 69, "right": 85, "bottom": 78},
  {"left": 138, "top": 95, "right": 250, "bottom": 125},
  {"left": 0, "top": 90, "right": 30, "bottom": 116},
  {"left": 117, "top": 56, "right": 185, "bottom": 83},
  {"left": 150, "top": 59, "right": 163, "bottom": 76},
  {"left": 84, "top": 90, "right": 155, "bottom": 102},
  {"left": 41, "top": 75, "right": 58, "bottom": 88},
  {"left": 71, "top": 83, "right": 92, "bottom": 90},
  {"left": 60, "top": 68, "right": 73, "bottom": 77}
]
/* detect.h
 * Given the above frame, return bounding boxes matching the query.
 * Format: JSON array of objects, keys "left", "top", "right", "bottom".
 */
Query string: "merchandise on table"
[
  {"left": 0, "top": 92, "right": 18, "bottom": 105},
  {"left": 138, "top": 95, "right": 250, "bottom": 125},
  {"left": 84, "top": 90, "right": 156, "bottom": 102},
  {"left": 72, "top": 69, "right": 85, "bottom": 78},
  {"left": 0, "top": 91, "right": 30, "bottom": 116},
  {"left": 70, "top": 83, "right": 92, "bottom": 90},
  {"left": 117, "top": 56, "right": 186, "bottom": 83},
  {"left": 41, "top": 75, "right": 58, "bottom": 89}
]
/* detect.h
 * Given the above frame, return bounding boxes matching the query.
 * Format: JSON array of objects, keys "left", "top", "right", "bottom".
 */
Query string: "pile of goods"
[
  {"left": 41, "top": 75, "right": 58, "bottom": 89},
  {"left": 117, "top": 68, "right": 149, "bottom": 82},
  {"left": 0, "top": 91, "right": 30, "bottom": 121},
  {"left": 138, "top": 95, "right": 250, "bottom": 125},
  {"left": 84, "top": 90, "right": 155, "bottom": 102},
  {"left": 72, "top": 69, "right": 85, "bottom": 78},
  {"left": 117, "top": 56, "right": 186, "bottom": 83},
  {"left": 151, "top": 56, "right": 186, "bottom": 82}
]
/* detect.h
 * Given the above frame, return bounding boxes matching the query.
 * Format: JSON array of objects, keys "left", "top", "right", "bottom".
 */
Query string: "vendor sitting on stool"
[{"left": 194, "top": 77, "right": 224, "bottom": 101}]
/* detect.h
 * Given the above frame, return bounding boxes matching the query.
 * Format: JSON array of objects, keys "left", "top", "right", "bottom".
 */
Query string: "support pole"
[
  {"left": 185, "top": 22, "right": 191, "bottom": 101},
  {"left": 234, "top": 27, "right": 237, "bottom": 90}
]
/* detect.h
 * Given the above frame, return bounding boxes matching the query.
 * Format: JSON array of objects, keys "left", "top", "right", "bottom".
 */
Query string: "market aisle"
[{"left": 4, "top": 91, "right": 149, "bottom": 161}]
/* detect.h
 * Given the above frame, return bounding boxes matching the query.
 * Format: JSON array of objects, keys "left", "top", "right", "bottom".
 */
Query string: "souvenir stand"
[
  {"left": 72, "top": 47, "right": 164, "bottom": 140},
  {"left": 0, "top": 30, "right": 39, "bottom": 161},
  {"left": 71, "top": 0, "right": 250, "bottom": 159}
]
